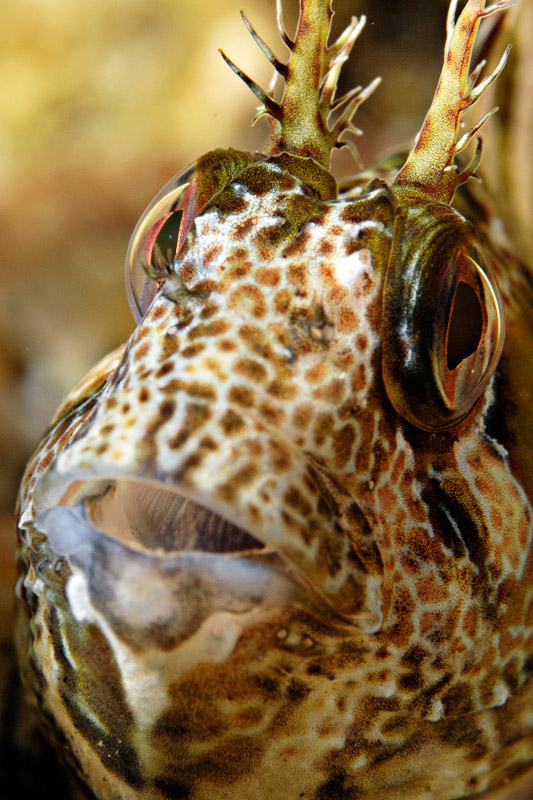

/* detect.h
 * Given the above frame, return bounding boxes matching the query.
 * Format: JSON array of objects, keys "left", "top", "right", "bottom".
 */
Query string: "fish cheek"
[
  {"left": 26, "top": 550, "right": 144, "bottom": 791},
  {"left": 47, "top": 605, "right": 143, "bottom": 789},
  {"left": 147, "top": 610, "right": 349, "bottom": 791}
]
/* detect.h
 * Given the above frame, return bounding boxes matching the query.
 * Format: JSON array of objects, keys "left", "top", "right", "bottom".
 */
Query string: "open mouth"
[
  {"left": 83, "top": 478, "right": 267, "bottom": 556},
  {"left": 32, "top": 478, "right": 336, "bottom": 650}
]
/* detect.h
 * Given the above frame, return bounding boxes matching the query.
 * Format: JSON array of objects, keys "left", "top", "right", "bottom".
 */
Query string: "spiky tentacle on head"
[
  {"left": 394, "top": 0, "right": 514, "bottom": 203},
  {"left": 220, "top": 0, "right": 380, "bottom": 169}
]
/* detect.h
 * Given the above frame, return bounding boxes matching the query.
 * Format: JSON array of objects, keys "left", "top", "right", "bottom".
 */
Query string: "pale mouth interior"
[{"left": 83, "top": 479, "right": 266, "bottom": 555}]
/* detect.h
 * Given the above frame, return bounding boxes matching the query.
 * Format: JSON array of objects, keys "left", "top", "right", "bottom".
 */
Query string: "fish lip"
[
  {"left": 31, "top": 465, "right": 385, "bottom": 631},
  {"left": 74, "top": 476, "right": 270, "bottom": 557},
  {"left": 30, "top": 477, "right": 339, "bottom": 623}
]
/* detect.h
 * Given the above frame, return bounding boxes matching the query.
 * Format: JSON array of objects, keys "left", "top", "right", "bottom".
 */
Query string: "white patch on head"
[
  {"left": 425, "top": 698, "right": 444, "bottom": 722},
  {"left": 32, "top": 578, "right": 45, "bottom": 597},
  {"left": 340, "top": 248, "right": 372, "bottom": 292},
  {"left": 66, "top": 571, "right": 93, "bottom": 624},
  {"left": 493, "top": 681, "right": 510, "bottom": 707}
]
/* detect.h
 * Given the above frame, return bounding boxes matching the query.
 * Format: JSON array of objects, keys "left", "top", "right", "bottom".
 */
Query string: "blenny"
[{"left": 15, "top": 0, "right": 533, "bottom": 798}]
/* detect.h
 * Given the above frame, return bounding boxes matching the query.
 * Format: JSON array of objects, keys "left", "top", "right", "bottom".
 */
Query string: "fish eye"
[
  {"left": 125, "top": 164, "right": 196, "bottom": 322},
  {"left": 437, "top": 247, "right": 504, "bottom": 417},
  {"left": 382, "top": 205, "right": 505, "bottom": 430}
]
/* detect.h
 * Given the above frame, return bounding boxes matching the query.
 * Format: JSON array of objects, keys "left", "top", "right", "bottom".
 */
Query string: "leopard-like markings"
[{"left": 15, "top": 1, "right": 533, "bottom": 799}]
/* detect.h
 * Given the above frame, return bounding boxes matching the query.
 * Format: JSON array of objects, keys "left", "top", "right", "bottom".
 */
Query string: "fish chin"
[{"left": 31, "top": 480, "right": 334, "bottom": 650}]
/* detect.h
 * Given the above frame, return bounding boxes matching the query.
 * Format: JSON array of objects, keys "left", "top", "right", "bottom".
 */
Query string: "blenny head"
[{"left": 16, "top": 2, "right": 533, "bottom": 799}]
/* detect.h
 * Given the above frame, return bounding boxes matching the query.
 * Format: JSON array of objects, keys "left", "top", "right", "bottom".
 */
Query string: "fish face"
[{"left": 15, "top": 1, "right": 533, "bottom": 799}]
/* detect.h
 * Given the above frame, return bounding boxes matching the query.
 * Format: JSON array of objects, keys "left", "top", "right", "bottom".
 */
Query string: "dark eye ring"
[{"left": 382, "top": 204, "right": 505, "bottom": 431}]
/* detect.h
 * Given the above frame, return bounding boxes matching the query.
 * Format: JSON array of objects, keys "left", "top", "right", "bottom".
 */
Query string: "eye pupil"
[
  {"left": 446, "top": 281, "right": 483, "bottom": 371},
  {"left": 150, "top": 210, "right": 183, "bottom": 272}
]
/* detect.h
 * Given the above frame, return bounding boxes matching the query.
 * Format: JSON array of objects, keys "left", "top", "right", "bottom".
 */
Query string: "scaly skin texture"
[{"left": 15, "top": 1, "right": 533, "bottom": 799}]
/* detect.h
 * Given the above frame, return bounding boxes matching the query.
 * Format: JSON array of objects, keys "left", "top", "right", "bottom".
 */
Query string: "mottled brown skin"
[{"left": 15, "top": 1, "right": 533, "bottom": 799}]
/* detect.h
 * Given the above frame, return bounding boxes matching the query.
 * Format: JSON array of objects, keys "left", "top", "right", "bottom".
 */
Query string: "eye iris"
[
  {"left": 446, "top": 281, "right": 483, "bottom": 371},
  {"left": 438, "top": 251, "right": 505, "bottom": 419}
]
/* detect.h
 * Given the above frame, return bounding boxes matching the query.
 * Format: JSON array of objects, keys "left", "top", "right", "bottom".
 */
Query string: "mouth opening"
[{"left": 80, "top": 479, "right": 266, "bottom": 555}]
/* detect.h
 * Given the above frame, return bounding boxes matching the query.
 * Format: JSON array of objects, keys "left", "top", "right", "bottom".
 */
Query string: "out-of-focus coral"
[{"left": 474, "top": 0, "right": 533, "bottom": 268}]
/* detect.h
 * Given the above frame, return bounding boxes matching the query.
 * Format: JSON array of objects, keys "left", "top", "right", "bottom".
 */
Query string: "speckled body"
[{"left": 15, "top": 1, "right": 533, "bottom": 799}]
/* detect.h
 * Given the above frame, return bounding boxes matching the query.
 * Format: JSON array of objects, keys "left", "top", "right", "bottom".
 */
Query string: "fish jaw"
[{"left": 15, "top": 498, "right": 533, "bottom": 800}]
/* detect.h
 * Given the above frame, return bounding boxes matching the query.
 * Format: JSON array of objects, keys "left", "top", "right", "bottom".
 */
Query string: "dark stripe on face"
[
  {"left": 46, "top": 601, "right": 144, "bottom": 789},
  {"left": 482, "top": 358, "right": 516, "bottom": 452},
  {"left": 152, "top": 776, "right": 192, "bottom": 799},
  {"left": 421, "top": 477, "right": 491, "bottom": 603}
]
